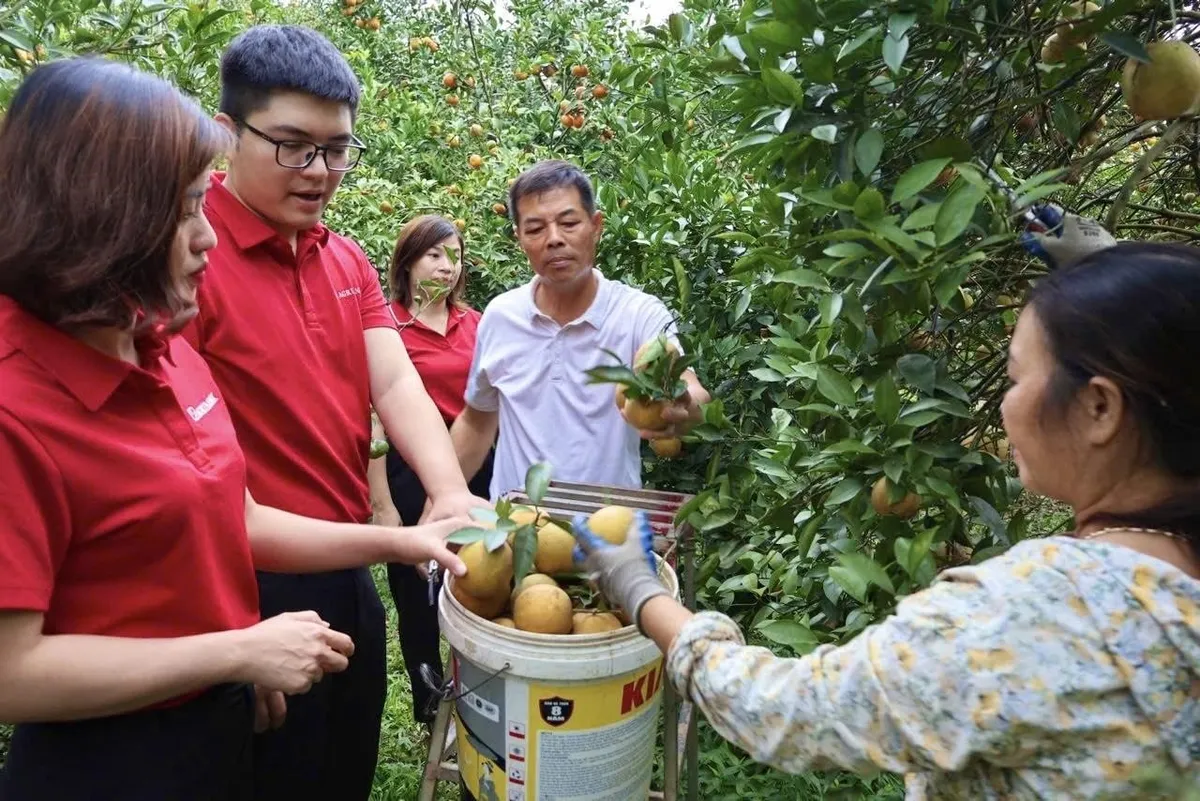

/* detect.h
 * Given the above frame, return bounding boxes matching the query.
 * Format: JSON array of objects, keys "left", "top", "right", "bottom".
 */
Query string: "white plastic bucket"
[{"left": 439, "top": 559, "right": 679, "bottom": 801}]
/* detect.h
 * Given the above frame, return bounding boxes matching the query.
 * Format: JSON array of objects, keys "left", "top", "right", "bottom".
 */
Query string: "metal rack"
[{"left": 419, "top": 479, "right": 700, "bottom": 801}]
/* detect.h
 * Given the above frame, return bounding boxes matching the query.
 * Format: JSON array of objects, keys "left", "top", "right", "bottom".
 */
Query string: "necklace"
[{"left": 1079, "top": 526, "right": 1192, "bottom": 544}]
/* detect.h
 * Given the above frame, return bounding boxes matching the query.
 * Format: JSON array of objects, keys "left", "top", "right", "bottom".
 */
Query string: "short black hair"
[
  {"left": 508, "top": 160, "right": 596, "bottom": 227},
  {"left": 219, "top": 24, "right": 360, "bottom": 122}
]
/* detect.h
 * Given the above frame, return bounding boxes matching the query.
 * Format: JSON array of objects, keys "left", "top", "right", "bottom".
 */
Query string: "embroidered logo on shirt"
[
  {"left": 187, "top": 392, "right": 220, "bottom": 422},
  {"left": 336, "top": 287, "right": 362, "bottom": 299}
]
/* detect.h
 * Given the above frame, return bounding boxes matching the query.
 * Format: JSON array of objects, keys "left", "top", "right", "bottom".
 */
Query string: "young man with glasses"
[{"left": 181, "top": 25, "right": 487, "bottom": 801}]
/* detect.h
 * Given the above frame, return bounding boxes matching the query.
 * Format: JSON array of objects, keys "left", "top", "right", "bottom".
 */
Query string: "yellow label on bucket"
[{"left": 454, "top": 655, "right": 664, "bottom": 801}]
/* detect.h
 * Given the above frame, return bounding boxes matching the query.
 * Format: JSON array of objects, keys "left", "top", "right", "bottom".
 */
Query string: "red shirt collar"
[
  {"left": 0, "top": 296, "right": 172, "bottom": 412},
  {"left": 205, "top": 171, "right": 330, "bottom": 252}
]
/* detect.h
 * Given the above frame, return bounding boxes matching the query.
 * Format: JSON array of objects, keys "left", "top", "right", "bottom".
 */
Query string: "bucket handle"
[{"left": 418, "top": 660, "right": 512, "bottom": 719}]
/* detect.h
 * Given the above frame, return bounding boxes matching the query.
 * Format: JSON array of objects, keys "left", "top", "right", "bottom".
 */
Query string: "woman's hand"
[
  {"left": 570, "top": 511, "right": 670, "bottom": 633},
  {"left": 235, "top": 611, "right": 355, "bottom": 695},
  {"left": 394, "top": 517, "right": 470, "bottom": 577}
]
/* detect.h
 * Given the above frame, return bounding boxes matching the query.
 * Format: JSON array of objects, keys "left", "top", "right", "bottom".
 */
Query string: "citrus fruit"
[
  {"left": 622, "top": 398, "right": 668, "bottom": 431},
  {"left": 492, "top": 617, "right": 516, "bottom": 629},
  {"left": 512, "top": 584, "right": 573, "bottom": 634},
  {"left": 650, "top": 438, "right": 682, "bottom": 458},
  {"left": 450, "top": 580, "right": 507, "bottom": 619},
  {"left": 870, "top": 478, "right": 922, "bottom": 519},
  {"left": 572, "top": 611, "right": 623, "bottom": 634},
  {"left": 614, "top": 384, "right": 627, "bottom": 410},
  {"left": 534, "top": 522, "right": 578, "bottom": 575},
  {"left": 1121, "top": 41, "right": 1200, "bottom": 121},
  {"left": 457, "top": 541, "right": 514, "bottom": 599},
  {"left": 587, "top": 505, "right": 634, "bottom": 545},
  {"left": 509, "top": 573, "right": 558, "bottom": 609}
]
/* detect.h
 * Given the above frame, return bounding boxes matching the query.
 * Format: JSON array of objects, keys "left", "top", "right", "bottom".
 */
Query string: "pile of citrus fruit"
[{"left": 448, "top": 505, "right": 644, "bottom": 635}]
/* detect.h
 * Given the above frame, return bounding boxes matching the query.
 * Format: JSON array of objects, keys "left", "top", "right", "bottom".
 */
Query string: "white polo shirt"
[{"left": 465, "top": 269, "right": 679, "bottom": 500}]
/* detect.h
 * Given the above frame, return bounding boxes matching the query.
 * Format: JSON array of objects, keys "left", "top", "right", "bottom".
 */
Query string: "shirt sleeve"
[
  {"left": 665, "top": 557, "right": 1111, "bottom": 777},
  {"left": 463, "top": 309, "right": 499, "bottom": 413},
  {"left": 0, "top": 408, "right": 71, "bottom": 612},
  {"left": 352, "top": 244, "right": 397, "bottom": 331}
]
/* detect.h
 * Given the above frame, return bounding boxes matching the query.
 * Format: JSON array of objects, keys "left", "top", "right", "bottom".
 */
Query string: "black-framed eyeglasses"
[{"left": 239, "top": 121, "right": 366, "bottom": 172}]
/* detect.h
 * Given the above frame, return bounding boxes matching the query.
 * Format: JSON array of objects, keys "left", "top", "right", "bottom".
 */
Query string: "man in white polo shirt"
[{"left": 451, "top": 160, "right": 709, "bottom": 499}]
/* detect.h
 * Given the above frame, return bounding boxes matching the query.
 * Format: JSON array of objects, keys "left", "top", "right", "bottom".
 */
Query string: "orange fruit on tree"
[
  {"left": 366, "top": 17, "right": 380, "bottom": 30},
  {"left": 443, "top": 72, "right": 458, "bottom": 89},
  {"left": 468, "top": 154, "right": 484, "bottom": 169},
  {"left": 571, "top": 64, "right": 589, "bottom": 78},
  {"left": 446, "top": 94, "right": 460, "bottom": 107},
  {"left": 870, "top": 478, "right": 922, "bottom": 519},
  {"left": 465, "top": 76, "right": 476, "bottom": 89},
  {"left": 559, "top": 100, "right": 570, "bottom": 112},
  {"left": 469, "top": 123, "right": 484, "bottom": 137},
  {"left": 492, "top": 203, "right": 507, "bottom": 216},
  {"left": 514, "top": 70, "right": 529, "bottom": 81},
  {"left": 592, "top": 84, "right": 609, "bottom": 99},
  {"left": 453, "top": 218, "right": 466, "bottom": 232},
  {"left": 447, "top": 134, "right": 461, "bottom": 148}
]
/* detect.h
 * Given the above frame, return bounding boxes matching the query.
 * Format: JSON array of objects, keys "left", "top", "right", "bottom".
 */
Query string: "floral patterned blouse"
[{"left": 667, "top": 536, "right": 1200, "bottom": 799}]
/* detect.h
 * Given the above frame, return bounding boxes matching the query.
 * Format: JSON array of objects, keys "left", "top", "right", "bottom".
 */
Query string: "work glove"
[
  {"left": 570, "top": 511, "right": 669, "bottom": 635},
  {"left": 1019, "top": 203, "right": 1117, "bottom": 269}
]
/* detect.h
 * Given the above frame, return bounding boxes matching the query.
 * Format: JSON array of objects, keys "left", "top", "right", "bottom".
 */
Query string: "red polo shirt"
[
  {"left": 392, "top": 301, "right": 481, "bottom": 424},
  {"left": 0, "top": 296, "right": 259, "bottom": 642},
  {"left": 181, "top": 174, "right": 396, "bottom": 524}
]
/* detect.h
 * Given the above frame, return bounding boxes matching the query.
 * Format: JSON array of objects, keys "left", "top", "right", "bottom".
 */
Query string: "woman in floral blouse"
[{"left": 572, "top": 233, "right": 1200, "bottom": 798}]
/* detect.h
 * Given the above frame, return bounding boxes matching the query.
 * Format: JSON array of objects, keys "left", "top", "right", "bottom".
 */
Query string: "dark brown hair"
[
  {"left": 387, "top": 215, "right": 468, "bottom": 309},
  {"left": 0, "top": 57, "right": 230, "bottom": 331},
  {"left": 1028, "top": 242, "right": 1200, "bottom": 542},
  {"left": 507, "top": 159, "right": 596, "bottom": 228}
]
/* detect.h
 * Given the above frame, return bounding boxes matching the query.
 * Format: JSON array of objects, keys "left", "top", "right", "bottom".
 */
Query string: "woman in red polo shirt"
[
  {"left": 0, "top": 60, "right": 467, "bottom": 801},
  {"left": 376, "top": 214, "right": 495, "bottom": 728}
]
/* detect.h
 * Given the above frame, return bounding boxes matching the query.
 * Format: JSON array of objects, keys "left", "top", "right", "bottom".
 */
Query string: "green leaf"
[
  {"left": 698, "top": 508, "right": 737, "bottom": 531},
  {"left": 0, "top": 31, "right": 36, "bottom": 51},
  {"left": 470, "top": 508, "right": 500, "bottom": 525},
  {"left": 511, "top": 526, "right": 538, "bottom": 584},
  {"left": 837, "top": 552, "right": 896, "bottom": 595},
  {"left": 811, "top": 124, "right": 839, "bottom": 143},
  {"left": 818, "top": 293, "right": 844, "bottom": 326},
  {"left": 733, "top": 287, "right": 752, "bottom": 320},
  {"left": 446, "top": 526, "right": 493, "bottom": 545},
  {"left": 1100, "top": 32, "right": 1150, "bottom": 63},
  {"left": 756, "top": 619, "right": 818, "bottom": 654},
  {"left": 585, "top": 365, "right": 638, "bottom": 384},
  {"left": 882, "top": 33, "right": 909, "bottom": 73},
  {"left": 828, "top": 565, "right": 868, "bottom": 602},
  {"left": 525, "top": 461, "right": 552, "bottom": 505},
  {"left": 484, "top": 528, "right": 510, "bottom": 551},
  {"left": 749, "top": 21, "right": 806, "bottom": 50},
  {"left": 887, "top": 13, "right": 917, "bottom": 40},
  {"left": 854, "top": 128, "right": 884, "bottom": 178},
  {"left": 901, "top": 202, "right": 941, "bottom": 231},
  {"left": 772, "top": 268, "right": 828, "bottom": 289},
  {"left": 668, "top": 12, "right": 693, "bottom": 44},
  {"left": 897, "top": 354, "right": 936, "bottom": 393},
  {"left": 823, "top": 439, "right": 877, "bottom": 455},
  {"left": 934, "top": 182, "right": 987, "bottom": 246},
  {"left": 816, "top": 366, "right": 857, "bottom": 406},
  {"left": 762, "top": 67, "right": 806, "bottom": 106},
  {"left": 837, "top": 25, "right": 881, "bottom": 61},
  {"left": 825, "top": 476, "right": 864, "bottom": 506},
  {"left": 874, "top": 373, "right": 900, "bottom": 424},
  {"left": 891, "top": 158, "right": 952, "bottom": 204},
  {"left": 750, "top": 367, "right": 786, "bottom": 382}
]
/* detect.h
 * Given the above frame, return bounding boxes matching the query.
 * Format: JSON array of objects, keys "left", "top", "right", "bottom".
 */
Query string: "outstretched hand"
[{"left": 570, "top": 510, "right": 669, "bottom": 634}]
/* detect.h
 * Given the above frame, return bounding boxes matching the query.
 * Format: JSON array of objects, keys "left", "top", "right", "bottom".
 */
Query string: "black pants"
[
  {"left": 0, "top": 683, "right": 254, "bottom": 801},
  {"left": 385, "top": 442, "right": 494, "bottom": 726},
  {"left": 252, "top": 566, "right": 387, "bottom": 801}
]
